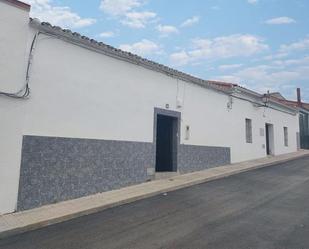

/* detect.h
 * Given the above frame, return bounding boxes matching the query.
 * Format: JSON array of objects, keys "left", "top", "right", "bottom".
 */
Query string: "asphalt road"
[{"left": 1, "top": 156, "right": 309, "bottom": 249}]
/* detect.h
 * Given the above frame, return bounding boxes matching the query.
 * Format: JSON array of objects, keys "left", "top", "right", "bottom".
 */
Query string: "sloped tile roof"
[{"left": 270, "top": 97, "right": 309, "bottom": 111}]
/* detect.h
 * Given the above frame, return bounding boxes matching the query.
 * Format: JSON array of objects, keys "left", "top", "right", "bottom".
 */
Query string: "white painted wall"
[
  {"left": 0, "top": 2, "right": 299, "bottom": 214},
  {"left": 0, "top": 1, "right": 30, "bottom": 214},
  {"left": 182, "top": 86, "right": 299, "bottom": 162}
]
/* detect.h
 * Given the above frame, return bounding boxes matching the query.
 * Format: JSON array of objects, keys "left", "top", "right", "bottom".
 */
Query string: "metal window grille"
[
  {"left": 246, "top": 119, "right": 253, "bottom": 143},
  {"left": 284, "top": 127, "right": 288, "bottom": 147}
]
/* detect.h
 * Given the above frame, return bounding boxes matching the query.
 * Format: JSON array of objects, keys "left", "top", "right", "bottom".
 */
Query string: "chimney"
[{"left": 297, "top": 88, "right": 302, "bottom": 107}]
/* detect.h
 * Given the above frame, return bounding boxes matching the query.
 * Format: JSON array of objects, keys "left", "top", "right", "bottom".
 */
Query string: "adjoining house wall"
[
  {"left": 0, "top": 12, "right": 299, "bottom": 213},
  {"left": 0, "top": 0, "right": 31, "bottom": 214},
  {"left": 181, "top": 82, "right": 299, "bottom": 163}
]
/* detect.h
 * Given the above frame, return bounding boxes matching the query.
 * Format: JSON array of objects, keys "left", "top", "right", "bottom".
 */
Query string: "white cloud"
[
  {"left": 180, "top": 16, "right": 200, "bottom": 28},
  {"left": 214, "top": 63, "right": 309, "bottom": 95},
  {"left": 100, "top": 0, "right": 142, "bottom": 16},
  {"left": 265, "top": 17, "right": 296, "bottom": 25},
  {"left": 272, "top": 55, "right": 309, "bottom": 70},
  {"left": 119, "top": 39, "right": 162, "bottom": 56},
  {"left": 24, "top": 0, "right": 96, "bottom": 28},
  {"left": 99, "top": 31, "right": 115, "bottom": 38},
  {"left": 100, "top": 0, "right": 156, "bottom": 29},
  {"left": 234, "top": 35, "right": 309, "bottom": 98},
  {"left": 263, "top": 52, "right": 289, "bottom": 61},
  {"left": 122, "top": 11, "right": 157, "bottom": 28},
  {"left": 211, "top": 6, "right": 220, "bottom": 10},
  {"left": 156, "top": 25, "right": 179, "bottom": 36},
  {"left": 218, "top": 64, "right": 243, "bottom": 70},
  {"left": 280, "top": 37, "right": 309, "bottom": 53},
  {"left": 169, "top": 51, "right": 190, "bottom": 66},
  {"left": 272, "top": 56, "right": 309, "bottom": 67},
  {"left": 170, "top": 34, "right": 268, "bottom": 66},
  {"left": 247, "top": 0, "right": 258, "bottom": 4}
]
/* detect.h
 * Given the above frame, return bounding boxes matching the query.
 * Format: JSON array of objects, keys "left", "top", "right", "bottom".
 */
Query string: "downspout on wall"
[{"left": 297, "top": 88, "right": 302, "bottom": 108}]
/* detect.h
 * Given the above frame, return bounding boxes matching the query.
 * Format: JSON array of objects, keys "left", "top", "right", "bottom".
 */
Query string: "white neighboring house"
[{"left": 0, "top": 0, "right": 300, "bottom": 214}]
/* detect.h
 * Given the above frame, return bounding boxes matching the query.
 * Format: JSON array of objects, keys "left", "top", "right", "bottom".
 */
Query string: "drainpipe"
[{"left": 297, "top": 88, "right": 302, "bottom": 107}]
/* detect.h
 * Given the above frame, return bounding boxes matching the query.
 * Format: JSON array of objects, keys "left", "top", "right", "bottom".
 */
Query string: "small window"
[
  {"left": 246, "top": 119, "right": 253, "bottom": 143},
  {"left": 284, "top": 127, "right": 288, "bottom": 147}
]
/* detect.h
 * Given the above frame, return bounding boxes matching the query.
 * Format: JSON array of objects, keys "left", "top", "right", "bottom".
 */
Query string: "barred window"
[
  {"left": 246, "top": 119, "right": 253, "bottom": 143},
  {"left": 284, "top": 127, "right": 288, "bottom": 147}
]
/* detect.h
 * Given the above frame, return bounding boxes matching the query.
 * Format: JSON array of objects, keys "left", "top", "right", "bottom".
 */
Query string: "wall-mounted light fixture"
[
  {"left": 227, "top": 96, "right": 233, "bottom": 110},
  {"left": 262, "top": 91, "right": 270, "bottom": 106}
]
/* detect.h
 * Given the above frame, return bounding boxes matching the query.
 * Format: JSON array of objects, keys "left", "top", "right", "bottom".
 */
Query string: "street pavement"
[{"left": 1, "top": 156, "right": 309, "bottom": 249}]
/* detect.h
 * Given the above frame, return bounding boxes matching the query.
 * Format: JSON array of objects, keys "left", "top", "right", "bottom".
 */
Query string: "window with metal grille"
[
  {"left": 284, "top": 127, "right": 288, "bottom": 147},
  {"left": 246, "top": 119, "right": 253, "bottom": 143}
]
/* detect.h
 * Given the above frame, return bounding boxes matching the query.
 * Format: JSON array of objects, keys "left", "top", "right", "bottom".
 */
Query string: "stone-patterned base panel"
[
  {"left": 178, "top": 144, "right": 231, "bottom": 174},
  {"left": 18, "top": 136, "right": 231, "bottom": 211},
  {"left": 17, "top": 136, "right": 155, "bottom": 211}
]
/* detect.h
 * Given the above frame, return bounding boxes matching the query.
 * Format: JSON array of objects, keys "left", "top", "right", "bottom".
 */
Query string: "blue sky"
[{"left": 26, "top": 0, "right": 309, "bottom": 101}]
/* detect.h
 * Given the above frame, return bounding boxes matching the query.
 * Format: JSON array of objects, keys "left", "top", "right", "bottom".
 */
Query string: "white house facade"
[{"left": 0, "top": 0, "right": 300, "bottom": 214}]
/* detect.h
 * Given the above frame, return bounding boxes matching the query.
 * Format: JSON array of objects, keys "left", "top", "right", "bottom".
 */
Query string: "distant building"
[{"left": 0, "top": 0, "right": 303, "bottom": 214}]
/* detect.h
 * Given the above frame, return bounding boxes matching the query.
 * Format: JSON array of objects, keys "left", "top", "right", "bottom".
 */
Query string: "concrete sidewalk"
[{"left": 1, "top": 151, "right": 309, "bottom": 239}]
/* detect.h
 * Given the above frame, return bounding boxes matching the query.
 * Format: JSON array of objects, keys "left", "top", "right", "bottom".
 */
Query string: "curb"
[{"left": 0, "top": 152, "right": 308, "bottom": 239}]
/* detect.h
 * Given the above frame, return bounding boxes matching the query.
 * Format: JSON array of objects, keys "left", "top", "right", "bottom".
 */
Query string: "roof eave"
[{"left": 234, "top": 86, "right": 298, "bottom": 113}]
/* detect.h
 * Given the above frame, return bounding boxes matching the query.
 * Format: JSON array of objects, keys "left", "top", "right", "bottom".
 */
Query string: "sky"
[{"left": 24, "top": 0, "right": 309, "bottom": 102}]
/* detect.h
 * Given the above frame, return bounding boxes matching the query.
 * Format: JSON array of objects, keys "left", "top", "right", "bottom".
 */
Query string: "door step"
[{"left": 155, "top": 172, "right": 180, "bottom": 180}]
